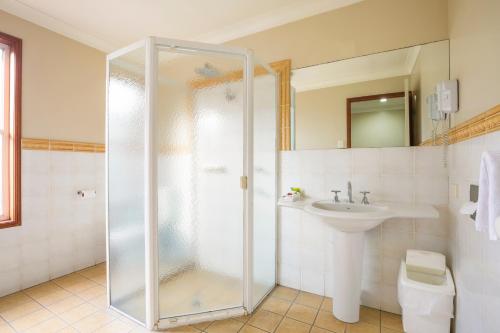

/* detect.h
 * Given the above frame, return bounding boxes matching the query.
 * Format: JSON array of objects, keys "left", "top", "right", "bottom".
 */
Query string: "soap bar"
[{"left": 406, "top": 249, "right": 446, "bottom": 276}]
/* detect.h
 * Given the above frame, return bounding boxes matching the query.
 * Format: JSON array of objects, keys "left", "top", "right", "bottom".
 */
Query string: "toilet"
[{"left": 398, "top": 250, "right": 455, "bottom": 333}]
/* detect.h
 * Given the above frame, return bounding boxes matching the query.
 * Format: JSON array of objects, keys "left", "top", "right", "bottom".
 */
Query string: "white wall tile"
[
  {"left": 380, "top": 147, "right": 413, "bottom": 176},
  {"left": 300, "top": 269, "right": 324, "bottom": 295},
  {"left": 415, "top": 146, "right": 447, "bottom": 177},
  {"left": 21, "top": 262, "right": 50, "bottom": 289},
  {"left": 278, "top": 263, "right": 300, "bottom": 289},
  {"left": 0, "top": 269, "right": 21, "bottom": 296},
  {"left": 380, "top": 175, "right": 415, "bottom": 203},
  {"left": 352, "top": 148, "right": 380, "bottom": 176},
  {"left": 0, "top": 150, "right": 105, "bottom": 297},
  {"left": 278, "top": 145, "right": 451, "bottom": 314},
  {"left": 447, "top": 131, "right": 500, "bottom": 333}
]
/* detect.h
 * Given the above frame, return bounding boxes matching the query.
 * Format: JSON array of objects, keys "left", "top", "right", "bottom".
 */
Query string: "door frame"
[{"left": 346, "top": 91, "right": 412, "bottom": 148}]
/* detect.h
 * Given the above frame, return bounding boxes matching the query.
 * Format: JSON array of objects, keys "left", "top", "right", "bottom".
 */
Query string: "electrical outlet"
[{"left": 450, "top": 183, "right": 459, "bottom": 199}]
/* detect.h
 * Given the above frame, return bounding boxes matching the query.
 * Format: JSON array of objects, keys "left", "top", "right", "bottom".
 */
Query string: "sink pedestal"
[{"left": 331, "top": 230, "right": 365, "bottom": 323}]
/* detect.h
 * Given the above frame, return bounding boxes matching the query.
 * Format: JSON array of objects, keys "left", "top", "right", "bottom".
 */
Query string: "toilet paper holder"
[
  {"left": 459, "top": 184, "right": 478, "bottom": 221},
  {"left": 77, "top": 189, "right": 96, "bottom": 199}
]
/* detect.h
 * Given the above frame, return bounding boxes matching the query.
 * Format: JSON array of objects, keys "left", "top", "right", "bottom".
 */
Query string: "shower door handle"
[{"left": 240, "top": 176, "right": 248, "bottom": 190}]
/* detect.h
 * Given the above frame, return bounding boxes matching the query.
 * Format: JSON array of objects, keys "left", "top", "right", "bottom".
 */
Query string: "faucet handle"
[
  {"left": 360, "top": 191, "right": 370, "bottom": 204},
  {"left": 331, "top": 190, "right": 341, "bottom": 203}
]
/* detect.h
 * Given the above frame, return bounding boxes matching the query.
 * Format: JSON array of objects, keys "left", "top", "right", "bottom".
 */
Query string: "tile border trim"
[
  {"left": 21, "top": 138, "right": 105, "bottom": 153},
  {"left": 421, "top": 104, "right": 500, "bottom": 146}
]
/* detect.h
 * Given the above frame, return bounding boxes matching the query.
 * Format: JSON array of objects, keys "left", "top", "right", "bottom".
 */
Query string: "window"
[{"left": 0, "top": 31, "right": 21, "bottom": 228}]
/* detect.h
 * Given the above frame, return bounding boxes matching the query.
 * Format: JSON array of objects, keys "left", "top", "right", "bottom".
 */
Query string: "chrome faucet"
[{"left": 347, "top": 181, "right": 354, "bottom": 203}]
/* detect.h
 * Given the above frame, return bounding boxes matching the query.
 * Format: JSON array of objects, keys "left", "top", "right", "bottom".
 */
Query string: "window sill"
[{"left": 0, "top": 219, "right": 21, "bottom": 229}]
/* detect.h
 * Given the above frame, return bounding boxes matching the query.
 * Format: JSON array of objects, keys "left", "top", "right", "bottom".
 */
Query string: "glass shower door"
[{"left": 155, "top": 47, "right": 245, "bottom": 319}]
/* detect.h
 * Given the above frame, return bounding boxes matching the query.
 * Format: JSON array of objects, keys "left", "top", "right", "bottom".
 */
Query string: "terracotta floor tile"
[
  {"left": 46, "top": 295, "right": 85, "bottom": 315},
  {"left": 54, "top": 326, "right": 79, "bottom": 332},
  {"left": 0, "top": 300, "right": 43, "bottom": 322},
  {"left": 0, "top": 324, "right": 15, "bottom": 333},
  {"left": 58, "top": 303, "right": 98, "bottom": 324},
  {"left": 271, "top": 286, "right": 299, "bottom": 302},
  {"left": 247, "top": 309, "right": 283, "bottom": 332},
  {"left": 29, "top": 287, "right": 72, "bottom": 307},
  {"left": 275, "top": 317, "right": 311, "bottom": 333},
  {"left": 23, "top": 282, "right": 62, "bottom": 298},
  {"left": 63, "top": 279, "right": 100, "bottom": 294},
  {"left": 191, "top": 320, "right": 212, "bottom": 330},
  {"left": 94, "top": 319, "right": 134, "bottom": 333},
  {"left": 205, "top": 318, "right": 243, "bottom": 333},
  {"left": 10, "top": 308, "right": 54, "bottom": 332},
  {"left": 78, "top": 265, "right": 106, "bottom": 280},
  {"left": 314, "top": 310, "right": 346, "bottom": 333},
  {"left": 320, "top": 298, "right": 333, "bottom": 312},
  {"left": 381, "top": 312, "right": 403, "bottom": 331},
  {"left": 294, "top": 292, "right": 324, "bottom": 309},
  {"left": 359, "top": 306, "right": 380, "bottom": 326},
  {"left": 89, "top": 294, "right": 108, "bottom": 310},
  {"left": 310, "top": 327, "right": 332, "bottom": 333},
  {"left": 71, "top": 311, "right": 115, "bottom": 333},
  {"left": 23, "top": 316, "right": 68, "bottom": 333},
  {"left": 164, "top": 325, "right": 200, "bottom": 333},
  {"left": 346, "top": 321, "right": 379, "bottom": 333},
  {"left": 0, "top": 293, "right": 32, "bottom": 312},
  {"left": 261, "top": 296, "right": 291, "bottom": 315},
  {"left": 233, "top": 314, "right": 251, "bottom": 323},
  {"left": 75, "top": 285, "right": 106, "bottom": 301},
  {"left": 286, "top": 303, "right": 318, "bottom": 324},
  {"left": 239, "top": 325, "right": 267, "bottom": 333},
  {"left": 53, "top": 274, "right": 88, "bottom": 288}
]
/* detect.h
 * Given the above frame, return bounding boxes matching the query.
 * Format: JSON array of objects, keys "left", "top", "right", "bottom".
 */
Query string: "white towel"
[{"left": 476, "top": 151, "right": 500, "bottom": 240}]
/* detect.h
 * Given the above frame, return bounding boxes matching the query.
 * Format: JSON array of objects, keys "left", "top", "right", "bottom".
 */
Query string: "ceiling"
[
  {"left": 292, "top": 45, "right": 421, "bottom": 92},
  {"left": 0, "top": 0, "right": 362, "bottom": 52}
]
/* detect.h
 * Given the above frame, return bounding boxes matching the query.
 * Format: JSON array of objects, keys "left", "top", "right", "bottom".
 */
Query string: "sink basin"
[
  {"left": 279, "top": 197, "right": 439, "bottom": 324},
  {"left": 300, "top": 199, "right": 437, "bottom": 323},
  {"left": 304, "top": 201, "right": 393, "bottom": 232}
]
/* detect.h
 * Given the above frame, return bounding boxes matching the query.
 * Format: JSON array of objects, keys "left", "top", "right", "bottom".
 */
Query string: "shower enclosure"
[{"left": 106, "top": 37, "right": 277, "bottom": 330}]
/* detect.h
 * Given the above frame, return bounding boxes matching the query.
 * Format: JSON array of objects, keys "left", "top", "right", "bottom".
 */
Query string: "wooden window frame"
[{"left": 0, "top": 31, "right": 22, "bottom": 229}]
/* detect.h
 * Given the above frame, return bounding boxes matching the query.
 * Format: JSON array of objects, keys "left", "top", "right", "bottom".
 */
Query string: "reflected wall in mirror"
[{"left": 290, "top": 40, "right": 449, "bottom": 150}]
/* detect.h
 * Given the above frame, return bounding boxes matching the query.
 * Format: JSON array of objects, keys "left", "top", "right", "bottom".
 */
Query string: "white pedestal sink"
[{"left": 301, "top": 200, "right": 438, "bottom": 323}]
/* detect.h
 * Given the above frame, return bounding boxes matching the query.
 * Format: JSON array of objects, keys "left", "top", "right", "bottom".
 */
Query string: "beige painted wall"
[
  {"left": 295, "top": 75, "right": 407, "bottom": 150},
  {"left": 0, "top": 10, "right": 106, "bottom": 143},
  {"left": 352, "top": 109, "right": 405, "bottom": 148},
  {"left": 448, "top": 0, "right": 500, "bottom": 126},
  {"left": 228, "top": 0, "right": 449, "bottom": 69}
]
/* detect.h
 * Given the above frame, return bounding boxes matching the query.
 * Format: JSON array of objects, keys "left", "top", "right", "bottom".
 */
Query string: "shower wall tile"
[
  {"left": 0, "top": 150, "right": 105, "bottom": 297},
  {"left": 278, "top": 146, "right": 449, "bottom": 314}
]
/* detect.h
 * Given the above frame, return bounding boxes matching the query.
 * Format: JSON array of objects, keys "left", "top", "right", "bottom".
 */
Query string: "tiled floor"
[{"left": 0, "top": 264, "right": 404, "bottom": 333}]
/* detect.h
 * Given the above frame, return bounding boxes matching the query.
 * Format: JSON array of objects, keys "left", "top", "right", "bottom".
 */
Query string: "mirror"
[{"left": 290, "top": 40, "right": 449, "bottom": 150}]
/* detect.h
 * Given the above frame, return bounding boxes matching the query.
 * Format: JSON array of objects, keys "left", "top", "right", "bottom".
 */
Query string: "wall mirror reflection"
[{"left": 290, "top": 40, "right": 449, "bottom": 150}]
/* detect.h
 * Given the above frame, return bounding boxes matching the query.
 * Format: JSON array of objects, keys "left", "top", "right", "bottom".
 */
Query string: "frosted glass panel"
[
  {"left": 253, "top": 70, "right": 277, "bottom": 305},
  {"left": 108, "top": 47, "right": 146, "bottom": 323},
  {"left": 156, "top": 48, "right": 245, "bottom": 318}
]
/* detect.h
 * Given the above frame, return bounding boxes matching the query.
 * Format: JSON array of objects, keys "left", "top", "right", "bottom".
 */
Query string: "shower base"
[{"left": 114, "top": 269, "right": 268, "bottom": 324}]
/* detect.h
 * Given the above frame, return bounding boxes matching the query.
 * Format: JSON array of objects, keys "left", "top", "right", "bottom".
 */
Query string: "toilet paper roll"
[
  {"left": 459, "top": 201, "right": 477, "bottom": 215},
  {"left": 77, "top": 190, "right": 96, "bottom": 199}
]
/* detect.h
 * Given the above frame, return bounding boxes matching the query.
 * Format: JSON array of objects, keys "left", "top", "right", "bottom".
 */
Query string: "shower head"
[
  {"left": 195, "top": 63, "right": 220, "bottom": 78},
  {"left": 225, "top": 87, "right": 236, "bottom": 102}
]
